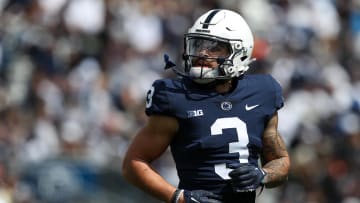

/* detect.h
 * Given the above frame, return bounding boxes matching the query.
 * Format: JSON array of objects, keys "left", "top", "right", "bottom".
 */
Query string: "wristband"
[
  {"left": 260, "top": 168, "right": 267, "bottom": 185},
  {"left": 171, "top": 189, "right": 184, "bottom": 203}
]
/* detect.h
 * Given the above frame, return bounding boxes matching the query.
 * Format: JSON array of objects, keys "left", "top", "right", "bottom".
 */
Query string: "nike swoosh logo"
[
  {"left": 245, "top": 104, "right": 259, "bottom": 111},
  {"left": 191, "top": 197, "right": 200, "bottom": 203}
]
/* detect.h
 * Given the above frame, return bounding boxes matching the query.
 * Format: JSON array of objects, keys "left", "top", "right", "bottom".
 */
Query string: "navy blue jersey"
[{"left": 145, "top": 74, "right": 283, "bottom": 202}]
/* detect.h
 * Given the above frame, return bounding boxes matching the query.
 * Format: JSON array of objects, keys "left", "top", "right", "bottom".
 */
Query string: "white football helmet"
[{"left": 179, "top": 9, "right": 255, "bottom": 83}]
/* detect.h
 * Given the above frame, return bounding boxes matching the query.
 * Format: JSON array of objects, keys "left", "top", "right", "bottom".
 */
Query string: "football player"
[{"left": 122, "top": 9, "right": 290, "bottom": 203}]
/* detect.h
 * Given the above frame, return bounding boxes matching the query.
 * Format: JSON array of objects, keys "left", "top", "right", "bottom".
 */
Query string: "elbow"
[
  {"left": 121, "top": 154, "right": 143, "bottom": 182},
  {"left": 285, "top": 155, "right": 291, "bottom": 175},
  {"left": 279, "top": 156, "right": 291, "bottom": 186},
  {"left": 280, "top": 156, "right": 291, "bottom": 183}
]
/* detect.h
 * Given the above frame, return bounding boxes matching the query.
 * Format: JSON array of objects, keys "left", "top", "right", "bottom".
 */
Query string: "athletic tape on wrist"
[{"left": 171, "top": 189, "right": 184, "bottom": 203}]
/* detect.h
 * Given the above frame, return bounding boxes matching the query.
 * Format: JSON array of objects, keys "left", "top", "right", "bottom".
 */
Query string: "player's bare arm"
[
  {"left": 261, "top": 112, "right": 290, "bottom": 188},
  {"left": 122, "top": 115, "right": 179, "bottom": 203}
]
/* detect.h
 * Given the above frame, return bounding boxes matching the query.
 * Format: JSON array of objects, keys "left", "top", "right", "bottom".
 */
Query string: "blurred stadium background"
[{"left": 0, "top": 0, "right": 359, "bottom": 202}]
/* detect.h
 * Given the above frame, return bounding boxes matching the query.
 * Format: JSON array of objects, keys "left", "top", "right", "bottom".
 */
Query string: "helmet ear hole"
[{"left": 240, "top": 56, "right": 248, "bottom": 61}]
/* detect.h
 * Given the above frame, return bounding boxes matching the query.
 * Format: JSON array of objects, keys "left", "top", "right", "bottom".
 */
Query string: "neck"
[{"left": 215, "top": 79, "right": 234, "bottom": 94}]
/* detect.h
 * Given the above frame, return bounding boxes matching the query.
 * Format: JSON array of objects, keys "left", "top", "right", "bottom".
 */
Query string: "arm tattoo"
[{"left": 261, "top": 114, "right": 290, "bottom": 188}]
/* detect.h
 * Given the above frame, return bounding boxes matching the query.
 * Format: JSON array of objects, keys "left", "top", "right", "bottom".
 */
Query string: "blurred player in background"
[{"left": 122, "top": 9, "right": 290, "bottom": 203}]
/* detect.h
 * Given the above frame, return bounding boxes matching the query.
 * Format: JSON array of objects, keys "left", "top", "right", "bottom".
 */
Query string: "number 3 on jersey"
[
  {"left": 146, "top": 86, "right": 155, "bottom": 108},
  {"left": 211, "top": 117, "right": 250, "bottom": 179}
]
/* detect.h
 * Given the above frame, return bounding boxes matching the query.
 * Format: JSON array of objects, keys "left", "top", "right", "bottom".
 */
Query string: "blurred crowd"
[{"left": 0, "top": 0, "right": 359, "bottom": 202}]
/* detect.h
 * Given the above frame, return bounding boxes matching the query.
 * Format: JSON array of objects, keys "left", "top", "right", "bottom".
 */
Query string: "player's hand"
[
  {"left": 183, "top": 190, "right": 223, "bottom": 203},
  {"left": 228, "top": 163, "right": 266, "bottom": 192}
]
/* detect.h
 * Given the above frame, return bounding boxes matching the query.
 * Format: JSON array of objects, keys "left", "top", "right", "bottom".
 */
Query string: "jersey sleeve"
[
  {"left": 273, "top": 77, "right": 284, "bottom": 110},
  {"left": 145, "top": 80, "right": 172, "bottom": 116},
  {"left": 266, "top": 74, "right": 284, "bottom": 110}
]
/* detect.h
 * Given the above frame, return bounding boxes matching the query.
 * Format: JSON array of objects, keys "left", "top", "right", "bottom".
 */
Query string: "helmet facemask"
[{"left": 183, "top": 34, "right": 252, "bottom": 84}]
